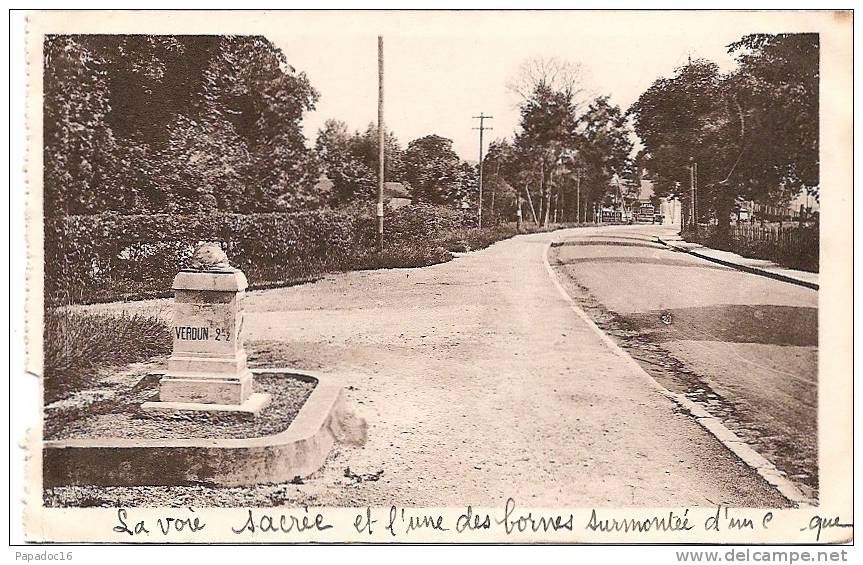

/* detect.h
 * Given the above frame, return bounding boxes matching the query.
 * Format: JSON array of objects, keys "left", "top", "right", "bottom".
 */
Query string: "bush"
[
  {"left": 45, "top": 204, "right": 571, "bottom": 305},
  {"left": 45, "top": 204, "right": 489, "bottom": 305},
  {"left": 357, "top": 242, "right": 453, "bottom": 270},
  {"left": 45, "top": 209, "right": 375, "bottom": 305},
  {"left": 439, "top": 224, "right": 519, "bottom": 252},
  {"left": 384, "top": 202, "right": 476, "bottom": 244},
  {"left": 44, "top": 309, "right": 171, "bottom": 402}
]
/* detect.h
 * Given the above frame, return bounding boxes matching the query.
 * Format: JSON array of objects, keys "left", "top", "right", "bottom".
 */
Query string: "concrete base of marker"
[
  {"left": 157, "top": 371, "right": 254, "bottom": 405},
  {"left": 43, "top": 370, "right": 367, "bottom": 488},
  {"left": 141, "top": 391, "right": 271, "bottom": 416}
]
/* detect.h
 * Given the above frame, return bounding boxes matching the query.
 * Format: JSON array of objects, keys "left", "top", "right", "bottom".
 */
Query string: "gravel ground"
[
  {"left": 46, "top": 226, "right": 789, "bottom": 508},
  {"left": 44, "top": 367, "right": 315, "bottom": 441}
]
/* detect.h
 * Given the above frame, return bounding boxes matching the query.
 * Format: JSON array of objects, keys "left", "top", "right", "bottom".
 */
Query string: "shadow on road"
[
  {"left": 625, "top": 304, "right": 818, "bottom": 347},
  {"left": 554, "top": 256, "right": 731, "bottom": 272},
  {"left": 551, "top": 240, "right": 665, "bottom": 249}
]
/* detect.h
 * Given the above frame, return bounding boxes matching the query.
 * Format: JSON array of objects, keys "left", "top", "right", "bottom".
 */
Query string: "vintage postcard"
[{"left": 19, "top": 9, "right": 852, "bottom": 544}]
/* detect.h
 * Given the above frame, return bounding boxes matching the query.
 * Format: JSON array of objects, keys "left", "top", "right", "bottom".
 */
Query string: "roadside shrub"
[
  {"left": 384, "top": 203, "right": 476, "bottom": 243},
  {"left": 440, "top": 224, "right": 519, "bottom": 252},
  {"left": 43, "top": 309, "right": 171, "bottom": 402},
  {"left": 45, "top": 209, "right": 373, "bottom": 305},
  {"left": 357, "top": 242, "right": 453, "bottom": 270},
  {"left": 45, "top": 205, "right": 568, "bottom": 305}
]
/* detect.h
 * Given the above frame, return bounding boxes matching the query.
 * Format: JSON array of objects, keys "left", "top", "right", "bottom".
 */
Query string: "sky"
[{"left": 270, "top": 11, "right": 824, "bottom": 160}]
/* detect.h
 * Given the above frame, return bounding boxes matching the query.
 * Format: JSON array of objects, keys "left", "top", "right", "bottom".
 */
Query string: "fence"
[{"left": 684, "top": 223, "right": 819, "bottom": 273}]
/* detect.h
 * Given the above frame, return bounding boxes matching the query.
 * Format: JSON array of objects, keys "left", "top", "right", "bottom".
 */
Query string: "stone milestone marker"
[{"left": 143, "top": 243, "right": 270, "bottom": 415}]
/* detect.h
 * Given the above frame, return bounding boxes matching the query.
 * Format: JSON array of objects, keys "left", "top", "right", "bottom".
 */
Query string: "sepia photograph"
[{"left": 14, "top": 8, "right": 853, "bottom": 546}]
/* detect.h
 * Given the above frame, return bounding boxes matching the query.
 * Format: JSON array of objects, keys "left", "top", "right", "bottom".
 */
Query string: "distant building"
[
  {"left": 384, "top": 182, "right": 412, "bottom": 209},
  {"left": 312, "top": 175, "right": 413, "bottom": 209}
]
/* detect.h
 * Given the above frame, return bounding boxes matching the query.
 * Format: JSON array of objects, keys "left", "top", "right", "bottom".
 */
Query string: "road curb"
[
  {"left": 542, "top": 240, "right": 814, "bottom": 508},
  {"left": 655, "top": 237, "right": 818, "bottom": 291}
]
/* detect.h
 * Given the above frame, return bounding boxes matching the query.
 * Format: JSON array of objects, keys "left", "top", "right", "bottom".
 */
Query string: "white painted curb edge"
[{"left": 542, "top": 241, "right": 815, "bottom": 508}]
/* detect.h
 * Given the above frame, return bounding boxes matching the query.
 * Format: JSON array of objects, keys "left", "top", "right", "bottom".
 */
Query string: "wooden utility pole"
[
  {"left": 472, "top": 113, "right": 493, "bottom": 228},
  {"left": 377, "top": 36, "right": 385, "bottom": 251}
]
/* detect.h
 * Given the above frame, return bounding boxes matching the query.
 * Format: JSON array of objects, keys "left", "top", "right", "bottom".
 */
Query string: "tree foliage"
[
  {"left": 570, "top": 96, "right": 634, "bottom": 210},
  {"left": 628, "top": 33, "right": 819, "bottom": 235},
  {"left": 727, "top": 33, "right": 819, "bottom": 200},
  {"left": 480, "top": 139, "right": 520, "bottom": 220},
  {"left": 315, "top": 120, "right": 408, "bottom": 205},
  {"left": 513, "top": 84, "right": 578, "bottom": 225},
  {"left": 315, "top": 119, "right": 377, "bottom": 203},
  {"left": 507, "top": 56, "right": 589, "bottom": 105},
  {"left": 44, "top": 36, "right": 121, "bottom": 215},
  {"left": 44, "top": 34, "right": 320, "bottom": 217},
  {"left": 488, "top": 55, "right": 632, "bottom": 226},
  {"left": 404, "top": 134, "right": 472, "bottom": 205},
  {"left": 628, "top": 59, "right": 730, "bottom": 203}
]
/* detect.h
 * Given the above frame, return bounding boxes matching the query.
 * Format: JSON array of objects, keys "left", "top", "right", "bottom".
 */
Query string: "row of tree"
[
  {"left": 474, "top": 57, "right": 634, "bottom": 227},
  {"left": 628, "top": 33, "right": 819, "bottom": 238},
  {"left": 476, "top": 33, "right": 818, "bottom": 233},
  {"left": 46, "top": 33, "right": 818, "bottom": 239},
  {"left": 315, "top": 121, "right": 477, "bottom": 206},
  {"left": 45, "top": 34, "right": 481, "bottom": 218}
]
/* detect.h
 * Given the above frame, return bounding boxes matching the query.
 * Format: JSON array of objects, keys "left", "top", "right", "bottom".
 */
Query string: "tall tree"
[
  {"left": 203, "top": 36, "right": 321, "bottom": 211},
  {"left": 315, "top": 120, "right": 409, "bottom": 205},
  {"left": 507, "top": 56, "right": 588, "bottom": 105},
  {"left": 350, "top": 123, "right": 407, "bottom": 185},
  {"left": 513, "top": 83, "right": 578, "bottom": 225},
  {"left": 160, "top": 112, "right": 255, "bottom": 213},
  {"left": 726, "top": 33, "right": 819, "bottom": 201},
  {"left": 44, "top": 35, "right": 121, "bottom": 216},
  {"left": 315, "top": 119, "right": 377, "bottom": 203},
  {"left": 44, "top": 34, "right": 322, "bottom": 216},
  {"left": 103, "top": 36, "right": 215, "bottom": 144},
  {"left": 569, "top": 96, "right": 634, "bottom": 221},
  {"left": 630, "top": 34, "right": 819, "bottom": 240},
  {"left": 481, "top": 139, "right": 520, "bottom": 221},
  {"left": 403, "top": 135, "right": 466, "bottom": 205},
  {"left": 628, "top": 59, "right": 735, "bottom": 229}
]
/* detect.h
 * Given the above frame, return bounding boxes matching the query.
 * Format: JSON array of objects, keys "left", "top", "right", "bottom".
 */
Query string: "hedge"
[{"left": 45, "top": 203, "right": 479, "bottom": 305}]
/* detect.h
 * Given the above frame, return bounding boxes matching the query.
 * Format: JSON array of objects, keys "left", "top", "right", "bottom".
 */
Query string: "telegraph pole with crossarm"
[
  {"left": 473, "top": 113, "right": 493, "bottom": 228},
  {"left": 376, "top": 36, "right": 385, "bottom": 251}
]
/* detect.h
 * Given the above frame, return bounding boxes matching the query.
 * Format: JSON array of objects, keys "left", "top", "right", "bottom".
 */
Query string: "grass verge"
[{"left": 44, "top": 309, "right": 171, "bottom": 403}]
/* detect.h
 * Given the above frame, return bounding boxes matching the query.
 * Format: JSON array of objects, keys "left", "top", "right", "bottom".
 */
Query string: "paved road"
[
  {"left": 54, "top": 226, "right": 792, "bottom": 508},
  {"left": 241, "top": 226, "right": 788, "bottom": 508},
  {"left": 549, "top": 224, "right": 818, "bottom": 500}
]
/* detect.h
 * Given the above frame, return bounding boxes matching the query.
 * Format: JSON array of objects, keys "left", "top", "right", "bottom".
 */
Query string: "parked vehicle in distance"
[{"left": 632, "top": 202, "right": 656, "bottom": 223}]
